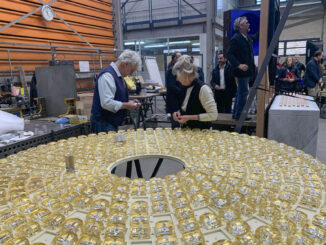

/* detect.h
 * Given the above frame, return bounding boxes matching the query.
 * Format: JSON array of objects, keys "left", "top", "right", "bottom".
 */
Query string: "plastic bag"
[{"left": 0, "top": 110, "right": 24, "bottom": 135}]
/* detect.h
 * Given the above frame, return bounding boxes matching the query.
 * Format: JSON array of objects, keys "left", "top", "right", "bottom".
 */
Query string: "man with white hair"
[
  {"left": 91, "top": 49, "right": 141, "bottom": 132},
  {"left": 227, "top": 16, "right": 258, "bottom": 120}
]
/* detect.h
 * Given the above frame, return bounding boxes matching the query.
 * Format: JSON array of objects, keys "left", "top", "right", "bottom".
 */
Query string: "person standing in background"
[
  {"left": 304, "top": 50, "right": 323, "bottom": 99},
  {"left": 90, "top": 50, "right": 141, "bottom": 133},
  {"left": 227, "top": 16, "right": 259, "bottom": 120},
  {"left": 210, "top": 52, "right": 237, "bottom": 113},
  {"left": 172, "top": 55, "right": 218, "bottom": 129},
  {"left": 294, "top": 55, "right": 306, "bottom": 79},
  {"left": 166, "top": 52, "right": 185, "bottom": 128},
  {"left": 278, "top": 56, "right": 300, "bottom": 93},
  {"left": 190, "top": 56, "right": 205, "bottom": 82}
]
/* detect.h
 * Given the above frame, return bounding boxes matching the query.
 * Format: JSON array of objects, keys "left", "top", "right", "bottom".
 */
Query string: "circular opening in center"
[{"left": 111, "top": 156, "right": 185, "bottom": 180}]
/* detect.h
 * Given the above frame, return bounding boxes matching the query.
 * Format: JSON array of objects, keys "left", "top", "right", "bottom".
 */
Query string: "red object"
[{"left": 285, "top": 71, "right": 295, "bottom": 79}]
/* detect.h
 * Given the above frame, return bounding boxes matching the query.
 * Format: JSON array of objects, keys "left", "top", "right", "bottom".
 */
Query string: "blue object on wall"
[{"left": 230, "top": 10, "right": 260, "bottom": 55}]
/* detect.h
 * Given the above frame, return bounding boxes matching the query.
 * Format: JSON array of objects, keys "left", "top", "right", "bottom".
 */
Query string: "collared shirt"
[
  {"left": 219, "top": 66, "right": 225, "bottom": 90},
  {"left": 181, "top": 84, "right": 218, "bottom": 121},
  {"left": 98, "top": 62, "right": 125, "bottom": 113},
  {"left": 241, "top": 33, "right": 248, "bottom": 41}
]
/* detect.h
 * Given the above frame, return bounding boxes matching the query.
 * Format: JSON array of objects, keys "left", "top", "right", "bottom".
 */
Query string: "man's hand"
[
  {"left": 319, "top": 78, "right": 323, "bottom": 85},
  {"left": 215, "top": 85, "right": 220, "bottom": 90},
  {"left": 289, "top": 78, "right": 295, "bottom": 82},
  {"left": 122, "top": 100, "right": 140, "bottom": 110},
  {"left": 238, "top": 64, "right": 248, "bottom": 71}
]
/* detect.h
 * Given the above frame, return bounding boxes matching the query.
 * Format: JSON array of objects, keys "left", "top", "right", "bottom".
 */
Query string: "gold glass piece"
[
  {"left": 77, "top": 234, "right": 101, "bottom": 245},
  {"left": 226, "top": 220, "right": 250, "bottom": 236},
  {"left": 130, "top": 223, "right": 150, "bottom": 240},
  {"left": 83, "top": 220, "right": 104, "bottom": 237},
  {"left": 86, "top": 210, "right": 106, "bottom": 223},
  {"left": 105, "top": 223, "right": 126, "bottom": 238},
  {"left": 254, "top": 225, "right": 281, "bottom": 244},
  {"left": 44, "top": 213, "right": 65, "bottom": 230},
  {"left": 155, "top": 220, "right": 175, "bottom": 236},
  {"left": 0, "top": 230, "right": 12, "bottom": 244},
  {"left": 108, "top": 212, "right": 127, "bottom": 225},
  {"left": 52, "top": 231, "right": 78, "bottom": 245},
  {"left": 62, "top": 218, "right": 83, "bottom": 234},
  {"left": 199, "top": 212, "right": 221, "bottom": 230},
  {"left": 29, "top": 208, "right": 51, "bottom": 223},
  {"left": 286, "top": 233, "right": 314, "bottom": 245},
  {"left": 182, "top": 231, "right": 205, "bottom": 245},
  {"left": 178, "top": 217, "right": 198, "bottom": 234},
  {"left": 4, "top": 237, "right": 30, "bottom": 245},
  {"left": 156, "top": 235, "right": 178, "bottom": 245},
  {"left": 152, "top": 201, "right": 169, "bottom": 214},
  {"left": 14, "top": 221, "right": 41, "bottom": 238},
  {"left": 212, "top": 240, "right": 234, "bottom": 245},
  {"left": 102, "top": 237, "right": 124, "bottom": 245},
  {"left": 302, "top": 224, "right": 326, "bottom": 242}
]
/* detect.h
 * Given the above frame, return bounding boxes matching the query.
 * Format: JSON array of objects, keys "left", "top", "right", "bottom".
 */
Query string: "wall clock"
[{"left": 42, "top": 5, "right": 54, "bottom": 22}]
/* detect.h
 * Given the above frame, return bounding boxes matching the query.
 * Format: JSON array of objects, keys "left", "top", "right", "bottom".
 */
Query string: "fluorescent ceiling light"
[
  {"left": 124, "top": 41, "right": 144, "bottom": 45},
  {"left": 192, "top": 43, "right": 200, "bottom": 46},
  {"left": 125, "top": 42, "right": 135, "bottom": 45},
  {"left": 163, "top": 48, "right": 187, "bottom": 53},
  {"left": 169, "top": 41, "right": 191, "bottom": 45},
  {"left": 144, "top": 44, "right": 166, "bottom": 48},
  {"left": 192, "top": 48, "right": 200, "bottom": 52}
]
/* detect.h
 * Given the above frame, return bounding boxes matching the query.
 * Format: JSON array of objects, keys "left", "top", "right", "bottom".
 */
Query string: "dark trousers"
[
  {"left": 215, "top": 90, "right": 232, "bottom": 113},
  {"left": 90, "top": 115, "right": 118, "bottom": 133},
  {"left": 233, "top": 77, "right": 249, "bottom": 119}
]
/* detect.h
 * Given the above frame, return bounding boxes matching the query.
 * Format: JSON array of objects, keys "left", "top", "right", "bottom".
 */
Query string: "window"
[{"left": 256, "top": 0, "right": 286, "bottom": 5}]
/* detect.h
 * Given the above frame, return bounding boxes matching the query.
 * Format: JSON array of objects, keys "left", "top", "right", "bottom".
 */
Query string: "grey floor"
[{"left": 113, "top": 158, "right": 185, "bottom": 180}]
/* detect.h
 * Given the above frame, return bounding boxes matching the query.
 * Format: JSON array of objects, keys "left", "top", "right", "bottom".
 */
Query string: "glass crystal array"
[{"left": 0, "top": 128, "right": 325, "bottom": 244}]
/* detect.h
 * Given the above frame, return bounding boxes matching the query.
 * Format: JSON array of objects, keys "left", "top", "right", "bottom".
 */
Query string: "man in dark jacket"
[
  {"left": 90, "top": 50, "right": 141, "bottom": 133},
  {"left": 304, "top": 50, "right": 323, "bottom": 98},
  {"left": 294, "top": 55, "right": 306, "bottom": 79},
  {"left": 211, "top": 53, "right": 237, "bottom": 113},
  {"left": 227, "top": 16, "right": 259, "bottom": 120}
]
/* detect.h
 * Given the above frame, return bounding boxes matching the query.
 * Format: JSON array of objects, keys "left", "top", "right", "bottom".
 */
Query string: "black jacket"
[
  {"left": 210, "top": 62, "right": 237, "bottom": 98},
  {"left": 278, "top": 65, "right": 300, "bottom": 83},
  {"left": 304, "top": 59, "right": 322, "bottom": 89},
  {"left": 181, "top": 79, "right": 211, "bottom": 129},
  {"left": 277, "top": 65, "right": 300, "bottom": 92},
  {"left": 165, "top": 67, "right": 186, "bottom": 113},
  {"left": 295, "top": 62, "right": 305, "bottom": 76},
  {"left": 227, "top": 32, "right": 259, "bottom": 77},
  {"left": 197, "top": 67, "right": 205, "bottom": 83}
]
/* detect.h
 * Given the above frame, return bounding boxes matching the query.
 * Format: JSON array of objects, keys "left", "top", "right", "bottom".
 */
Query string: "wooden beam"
[{"left": 256, "top": 0, "right": 270, "bottom": 137}]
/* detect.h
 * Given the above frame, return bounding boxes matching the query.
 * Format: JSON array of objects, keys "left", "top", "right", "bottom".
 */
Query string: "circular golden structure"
[{"left": 0, "top": 128, "right": 326, "bottom": 244}]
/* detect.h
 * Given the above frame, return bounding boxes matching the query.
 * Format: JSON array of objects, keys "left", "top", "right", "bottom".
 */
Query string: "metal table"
[{"left": 0, "top": 120, "right": 90, "bottom": 159}]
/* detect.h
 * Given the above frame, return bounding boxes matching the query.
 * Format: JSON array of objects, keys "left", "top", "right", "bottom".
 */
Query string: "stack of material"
[{"left": 76, "top": 93, "right": 94, "bottom": 119}]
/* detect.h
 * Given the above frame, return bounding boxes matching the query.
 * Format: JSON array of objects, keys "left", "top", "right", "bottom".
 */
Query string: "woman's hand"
[
  {"left": 176, "top": 115, "right": 190, "bottom": 124},
  {"left": 173, "top": 111, "right": 181, "bottom": 122},
  {"left": 175, "top": 114, "right": 198, "bottom": 124}
]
